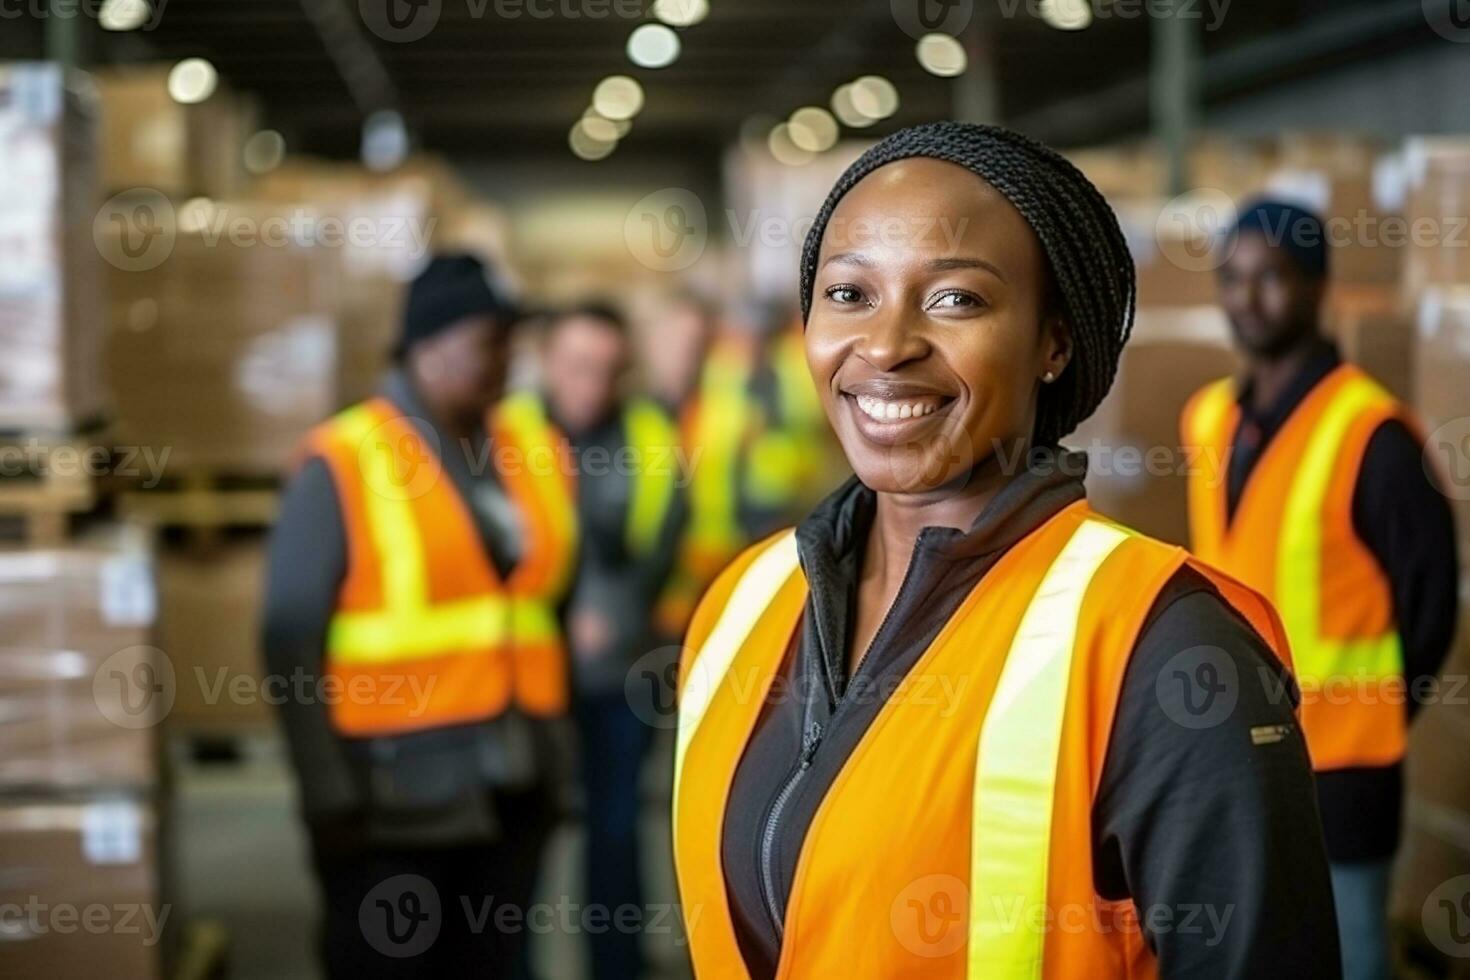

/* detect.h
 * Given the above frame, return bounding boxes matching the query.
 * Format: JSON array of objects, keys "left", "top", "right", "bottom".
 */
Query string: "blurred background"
[{"left": 1, "top": 0, "right": 1469, "bottom": 978}]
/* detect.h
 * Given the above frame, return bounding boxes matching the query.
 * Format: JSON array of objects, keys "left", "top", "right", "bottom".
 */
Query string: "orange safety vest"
[
  {"left": 654, "top": 337, "right": 756, "bottom": 637},
  {"left": 1182, "top": 363, "right": 1412, "bottom": 771},
  {"left": 673, "top": 500, "right": 1288, "bottom": 979},
  {"left": 304, "top": 392, "right": 578, "bottom": 737}
]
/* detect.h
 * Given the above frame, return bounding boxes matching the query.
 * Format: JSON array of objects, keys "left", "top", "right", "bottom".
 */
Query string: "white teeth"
[{"left": 853, "top": 394, "right": 940, "bottom": 422}]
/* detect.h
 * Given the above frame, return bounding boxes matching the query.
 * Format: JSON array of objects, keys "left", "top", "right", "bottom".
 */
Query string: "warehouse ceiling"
[{"left": 6, "top": 0, "right": 1444, "bottom": 159}]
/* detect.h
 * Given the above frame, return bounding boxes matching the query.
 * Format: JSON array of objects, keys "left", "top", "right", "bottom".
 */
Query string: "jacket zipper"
[
  {"left": 759, "top": 719, "right": 823, "bottom": 937},
  {"left": 757, "top": 539, "right": 927, "bottom": 938}
]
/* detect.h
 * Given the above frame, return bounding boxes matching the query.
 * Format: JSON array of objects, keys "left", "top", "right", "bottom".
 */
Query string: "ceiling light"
[
  {"left": 242, "top": 130, "right": 286, "bottom": 175},
  {"left": 850, "top": 75, "right": 898, "bottom": 120},
  {"left": 788, "top": 106, "right": 838, "bottom": 153},
  {"left": 916, "top": 33, "right": 967, "bottom": 76},
  {"left": 628, "top": 24, "right": 681, "bottom": 68},
  {"left": 652, "top": 0, "right": 708, "bottom": 27},
  {"left": 768, "top": 124, "right": 814, "bottom": 167},
  {"left": 592, "top": 75, "right": 645, "bottom": 121},
  {"left": 167, "top": 58, "right": 217, "bottom": 104},
  {"left": 831, "top": 84, "right": 873, "bottom": 128},
  {"left": 1039, "top": 0, "right": 1093, "bottom": 30},
  {"left": 99, "top": 0, "right": 150, "bottom": 31},
  {"left": 570, "top": 120, "right": 617, "bottom": 161}
]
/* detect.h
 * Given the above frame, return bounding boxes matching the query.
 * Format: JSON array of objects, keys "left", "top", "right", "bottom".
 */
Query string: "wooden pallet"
[
  {"left": 173, "top": 919, "right": 229, "bottom": 980},
  {"left": 0, "top": 430, "right": 106, "bottom": 544},
  {"left": 118, "top": 472, "right": 280, "bottom": 544}
]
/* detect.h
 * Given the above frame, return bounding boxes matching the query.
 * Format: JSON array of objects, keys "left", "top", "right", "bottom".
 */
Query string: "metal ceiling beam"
[{"left": 1008, "top": 1, "right": 1431, "bottom": 146}]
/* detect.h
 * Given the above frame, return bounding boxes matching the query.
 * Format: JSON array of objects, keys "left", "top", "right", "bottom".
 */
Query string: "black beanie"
[
  {"left": 1230, "top": 198, "right": 1329, "bottom": 280},
  {"left": 797, "top": 121, "right": 1136, "bottom": 446},
  {"left": 396, "top": 253, "right": 521, "bottom": 359}
]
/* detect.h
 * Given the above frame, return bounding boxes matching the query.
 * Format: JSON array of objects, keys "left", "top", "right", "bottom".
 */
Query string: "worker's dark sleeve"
[
  {"left": 260, "top": 457, "right": 361, "bottom": 822},
  {"left": 1351, "top": 418, "right": 1460, "bottom": 718},
  {"left": 1093, "top": 571, "right": 1341, "bottom": 979},
  {"left": 635, "top": 482, "right": 689, "bottom": 602}
]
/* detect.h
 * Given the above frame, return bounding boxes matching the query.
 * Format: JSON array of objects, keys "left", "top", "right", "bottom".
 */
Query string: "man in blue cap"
[
  {"left": 263, "top": 253, "right": 570, "bottom": 978},
  {"left": 1182, "top": 199, "right": 1459, "bottom": 980}
]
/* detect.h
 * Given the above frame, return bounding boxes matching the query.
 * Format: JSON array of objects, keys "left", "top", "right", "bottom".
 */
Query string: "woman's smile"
[{"left": 838, "top": 378, "right": 958, "bottom": 446}]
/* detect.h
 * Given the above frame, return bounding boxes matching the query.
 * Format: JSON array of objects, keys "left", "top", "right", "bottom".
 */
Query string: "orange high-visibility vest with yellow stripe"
[
  {"left": 304, "top": 391, "right": 577, "bottom": 737},
  {"left": 655, "top": 337, "right": 755, "bottom": 636},
  {"left": 1182, "top": 363, "right": 1410, "bottom": 771},
  {"left": 672, "top": 501, "right": 1289, "bottom": 979}
]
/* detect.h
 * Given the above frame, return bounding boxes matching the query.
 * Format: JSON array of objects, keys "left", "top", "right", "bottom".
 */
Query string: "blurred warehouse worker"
[
  {"left": 263, "top": 254, "right": 573, "bottom": 979},
  {"left": 644, "top": 293, "right": 746, "bottom": 640},
  {"left": 1183, "top": 200, "right": 1460, "bottom": 980},
  {"left": 675, "top": 123, "right": 1339, "bottom": 979},
  {"left": 646, "top": 297, "right": 831, "bottom": 640},
  {"left": 740, "top": 301, "right": 836, "bottom": 538},
  {"left": 533, "top": 302, "right": 683, "bottom": 980}
]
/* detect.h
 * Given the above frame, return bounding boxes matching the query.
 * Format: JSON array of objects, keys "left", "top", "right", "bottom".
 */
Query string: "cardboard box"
[
  {"left": 1071, "top": 307, "right": 1238, "bottom": 546},
  {"left": 0, "top": 63, "right": 105, "bottom": 430},
  {"left": 156, "top": 536, "right": 272, "bottom": 731},
  {"left": 1402, "top": 138, "right": 1470, "bottom": 297},
  {"left": 1261, "top": 134, "right": 1401, "bottom": 286},
  {"left": 1413, "top": 288, "right": 1470, "bottom": 560},
  {"left": 102, "top": 201, "right": 342, "bottom": 475},
  {"left": 1325, "top": 284, "right": 1415, "bottom": 403},
  {"left": 95, "top": 65, "right": 247, "bottom": 199},
  {"left": 0, "top": 795, "right": 170, "bottom": 980},
  {"left": 0, "top": 528, "right": 160, "bottom": 792}
]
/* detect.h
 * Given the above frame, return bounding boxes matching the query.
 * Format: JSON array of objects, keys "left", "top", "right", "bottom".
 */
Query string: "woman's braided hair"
[{"left": 798, "top": 121, "right": 1136, "bottom": 446}]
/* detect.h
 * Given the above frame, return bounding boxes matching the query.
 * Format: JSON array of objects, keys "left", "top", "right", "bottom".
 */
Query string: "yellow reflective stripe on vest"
[
  {"left": 624, "top": 397, "right": 679, "bottom": 557},
  {"left": 1277, "top": 377, "right": 1403, "bottom": 684},
  {"left": 688, "top": 351, "right": 749, "bottom": 552},
  {"left": 336, "top": 403, "right": 429, "bottom": 613},
  {"left": 511, "top": 597, "right": 560, "bottom": 645},
  {"left": 673, "top": 532, "right": 800, "bottom": 842},
  {"left": 968, "top": 519, "right": 1130, "bottom": 978},
  {"left": 329, "top": 594, "right": 508, "bottom": 662}
]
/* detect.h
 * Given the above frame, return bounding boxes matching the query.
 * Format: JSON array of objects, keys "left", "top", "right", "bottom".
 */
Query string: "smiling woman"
[{"left": 672, "top": 123, "right": 1342, "bottom": 980}]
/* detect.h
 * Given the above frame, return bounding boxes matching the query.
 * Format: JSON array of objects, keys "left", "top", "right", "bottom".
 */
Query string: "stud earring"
[{"left": 1042, "top": 370, "right": 1056, "bottom": 383}]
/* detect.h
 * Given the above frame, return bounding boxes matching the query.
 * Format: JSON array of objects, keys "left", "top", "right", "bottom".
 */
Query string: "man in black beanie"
[
  {"left": 263, "top": 253, "right": 572, "bottom": 978},
  {"left": 1182, "top": 200, "right": 1459, "bottom": 980}
]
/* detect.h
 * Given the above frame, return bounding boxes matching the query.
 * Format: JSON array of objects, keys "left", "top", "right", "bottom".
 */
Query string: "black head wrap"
[{"left": 797, "top": 121, "right": 1136, "bottom": 445}]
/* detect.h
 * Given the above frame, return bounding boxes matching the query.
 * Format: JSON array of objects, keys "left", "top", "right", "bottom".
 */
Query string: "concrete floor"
[{"left": 170, "top": 731, "right": 692, "bottom": 980}]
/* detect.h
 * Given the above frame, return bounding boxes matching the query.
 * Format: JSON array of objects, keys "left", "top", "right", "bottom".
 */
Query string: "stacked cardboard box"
[
  {"left": 0, "top": 527, "right": 170, "bottom": 980},
  {"left": 0, "top": 796, "right": 170, "bottom": 980},
  {"left": 1262, "top": 133, "right": 1401, "bottom": 286},
  {"left": 0, "top": 63, "right": 105, "bottom": 431},
  {"left": 1412, "top": 288, "right": 1470, "bottom": 558},
  {"left": 0, "top": 533, "right": 160, "bottom": 791},
  {"left": 102, "top": 200, "right": 342, "bottom": 475},
  {"left": 94, "top": 65, "right": 250, "bottom": 200},
  {"left": 1402, "top": 138, "right": 1470, "bottom": 298},
  {"left": 1072, "top": 307, "right": 1238, "bottom": 546},
  {"left": 156, "top": 537, "right": 272, "bottom": 732},
  {"left": 251, "top": 157, "right": 465, "bottom": 405},
  {"left": 1326, "top": 284, "right": 1415, "bottom": 402}
]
